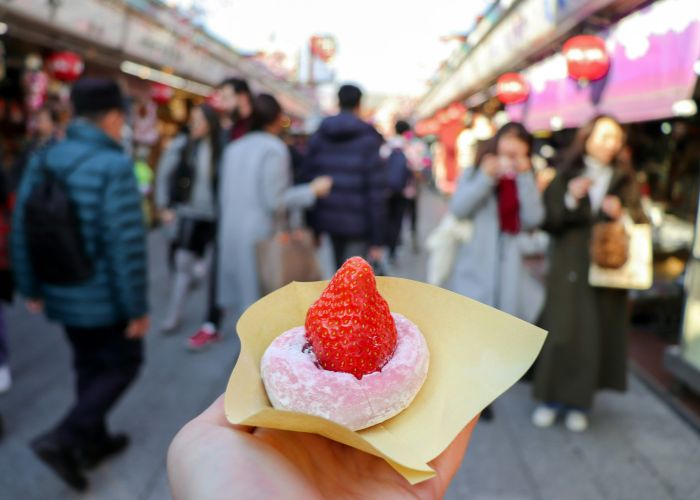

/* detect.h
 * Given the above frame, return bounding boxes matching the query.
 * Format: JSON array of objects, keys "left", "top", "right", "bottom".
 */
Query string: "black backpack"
[
  {"left": 24, "top": 149, "right": 96, "bottom": 285},
  {"left": 386, "top": 148, "right": 411, "bottom": 195}
]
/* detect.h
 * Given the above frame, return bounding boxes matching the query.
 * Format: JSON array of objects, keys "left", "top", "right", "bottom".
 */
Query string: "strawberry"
[{"left": 305, "top": 257, "right": 397, "bottom": 379}]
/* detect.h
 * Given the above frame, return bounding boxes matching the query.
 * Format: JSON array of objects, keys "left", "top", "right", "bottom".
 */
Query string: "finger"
[
  {"left": 197, "top": 393, "right": 256, "bottom": 433},
  {"left": 428, "top": 416, "right": 479, "bottom": 481}
]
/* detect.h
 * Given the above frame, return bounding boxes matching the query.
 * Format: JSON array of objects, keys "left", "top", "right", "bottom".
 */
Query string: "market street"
[{"left": 0, "top": 192, "right": 698, "bottom": 500}]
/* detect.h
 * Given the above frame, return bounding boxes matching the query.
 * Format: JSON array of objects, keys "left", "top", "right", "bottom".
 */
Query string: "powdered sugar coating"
[{"left": 260, "top": 313, "right": 429, "bottom": 430}]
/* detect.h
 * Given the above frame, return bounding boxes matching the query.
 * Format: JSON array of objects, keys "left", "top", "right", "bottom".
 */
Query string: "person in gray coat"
[
  {"left": 217, "top": 94, "right": 332, "bottom": 315},
  {"left": 448, "top": 122, "right": 545, "bottom": 321},
  {"left": 155, "top": 105, "right": 223, "bottom": 343}
]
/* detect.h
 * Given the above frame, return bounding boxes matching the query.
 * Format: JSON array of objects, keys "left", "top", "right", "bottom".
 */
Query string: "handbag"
[
  {"left": 256, "top": 213, "right": 321, "bottom": 296},
  {"left": 169, "top": 142, "right": 195, "bottom": 205},
  {"left": 590, "top": 221, "right": 629, "bottom": 269},
  {"left": 425, "top": 212, "right": 473, "bottom": 286},
  {"left": 589, "top": 216, "right": 652, "bottom": 290}
]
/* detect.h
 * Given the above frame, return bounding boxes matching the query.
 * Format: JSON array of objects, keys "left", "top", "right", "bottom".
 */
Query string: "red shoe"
[{"left": 187, "top": 327, "right": 222, "bottom": 351}]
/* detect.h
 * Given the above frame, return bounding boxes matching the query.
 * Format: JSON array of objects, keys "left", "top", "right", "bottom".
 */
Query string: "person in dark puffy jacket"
[
  {"left": 303, "top": 84, "right": 386, "bottom": 269},
  {"left": 11, "top": 78, "right": 148, "bottom": 491}
]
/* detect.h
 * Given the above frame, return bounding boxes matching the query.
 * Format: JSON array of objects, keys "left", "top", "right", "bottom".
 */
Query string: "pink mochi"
[{"left": 260, "top": 313, "right": 429, "bottom": 431}]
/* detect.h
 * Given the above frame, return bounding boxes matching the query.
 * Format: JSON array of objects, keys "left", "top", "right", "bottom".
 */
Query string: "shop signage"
[
  {"left": 1, "top": 0, "right": 126, "bottom": 49},
  {"left": 418, "top": 0, "right": 554, "bottom": 118},
  {"left": 0, "top": 0, "right": 53, "bottom": 22},
  {"left": 52, "top": 0, "right": 125, "bottom": 49},
  {"left": 417, "top": 0, "right": 619, "bottom": 119},
  {"left": 507, "top": 0, "right": 700, "bottom": 130}
]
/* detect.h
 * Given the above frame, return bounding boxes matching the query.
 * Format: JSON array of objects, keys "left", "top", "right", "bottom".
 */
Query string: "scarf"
[{"left": 497, "top": 175, "right": 520, "bottom": 234}]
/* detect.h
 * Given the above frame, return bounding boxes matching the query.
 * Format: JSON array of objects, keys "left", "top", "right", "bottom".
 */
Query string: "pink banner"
[{"left": 508, "top": 2, "right": 700, "bottom": 131}]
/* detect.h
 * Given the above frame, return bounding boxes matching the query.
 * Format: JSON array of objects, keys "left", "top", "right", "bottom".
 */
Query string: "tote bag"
[{"left": 257, "top": 214, "right": 321, "bottom": 296}]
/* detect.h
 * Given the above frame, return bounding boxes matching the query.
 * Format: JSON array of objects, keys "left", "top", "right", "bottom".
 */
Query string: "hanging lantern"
[
  {"left": 310, "top": 35, "right": 337, "bottom": 63},
  {"left": 150, "top": 82, "right": 173, "bottom": 106},
  {"left": 47, "top": 51, "right": 84, "bottom": 82},
  {"left": 205, "top": 90, "right": 224, "bottom": 112},
  {"left": 563, "top": 35, "right": 610, "bottom": 83},
  {"left": 496, "top": 73, "right": 529, "bottom": 105}
]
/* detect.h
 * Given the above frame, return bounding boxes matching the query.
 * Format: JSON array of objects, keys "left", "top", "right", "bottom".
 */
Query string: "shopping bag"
[
  {"left": 257, "top": 226, "right": 321, "bottom": 296},
  {"left": 590, "top": 220, "right": 629, "bottom": 269},
  {"left": 589, "top": 223, "right": 652, "bottom": 290},
  {"left": 425, "top": 213, "right": 473, "bottom": 286}
]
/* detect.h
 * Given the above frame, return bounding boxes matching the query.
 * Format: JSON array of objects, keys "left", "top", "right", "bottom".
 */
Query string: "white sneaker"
[
  {"left": 0, "top": 365, "right": 12, "bottom": 394},
  {"left": 565, "top": 410, "right": 589, "bottom": 432},
  {"left": 192, "top": 260, "right": 208, "bottom": 281},
  {"left": 531, "top": 404, "right": 558, "bottom": 428}
]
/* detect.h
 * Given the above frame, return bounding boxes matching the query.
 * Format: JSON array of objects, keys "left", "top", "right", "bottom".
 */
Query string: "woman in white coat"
[{"left": 217, "top": 94, "right": 332, "bottom": 318}]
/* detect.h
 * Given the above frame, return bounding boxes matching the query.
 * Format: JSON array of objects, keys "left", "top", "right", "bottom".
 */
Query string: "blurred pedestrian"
[
  {"left": 448, "top": 122, "right": 544, "bottom": 320},
  {"left": 0, "top": 165, "right": 13, "bottom": 394},
  {"left": 182, "top": 78, "right": 254, "bottom": 349},
  {"left": 216, "top": 77, "right": 253, "bottom": 143},
  {"left": 155, "top": 105, "right": 223, "bottom": 344},
  {"left": 217, "top": 94, "right": 332, "bottom": 314},
  {"left": 133, "top": 146, "right": 155, "bottom": 227},
  {"left": 11, "top": 78, "right": 149, "bottom": 491},
  {"left": 403, "top": 130, "right": 428, "bottom": 253},
  {"left": 303, "top": 84, "right": 386, "bottom": 269},
  {"left": 533, "top": 115, "right": 646, "bottom": 432},
  {"left": 448, "top": 123, "right": 544, "bottom": 420},
  {"left": 11, "top": 105, "right": 60, "bottom": 189},
  {"left": 382, "top": 120, "right": 413, "bottom": 263}
]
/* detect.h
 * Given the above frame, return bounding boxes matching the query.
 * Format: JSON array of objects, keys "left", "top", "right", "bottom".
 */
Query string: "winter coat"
[
  {"left": 447, "top": 168, "right": 545, "bottom": 323},
  {"left": 534, "top": 163, "right": 646, "bottom": 409},
  {"left": 154, "top": 134, "right": 218, "bottom": 221},
  {"left": 303, "top": 112, "right": 386, "bottom": 245},
  {"left": 217, "top": 132, "right": 316, "bottom": 312},
  {"left": 11, "top": 120, "right": 148, "bottom": 328}
]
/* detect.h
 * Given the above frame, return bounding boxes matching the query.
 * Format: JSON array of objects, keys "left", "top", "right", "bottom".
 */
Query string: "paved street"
[{"left": 1, "top": 191, "right": 699, "bottom": 500}]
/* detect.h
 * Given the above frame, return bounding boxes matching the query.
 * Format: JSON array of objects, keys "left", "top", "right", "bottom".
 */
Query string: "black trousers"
[
  {"left": 54, "top": 323, "right": 143, "bottom": 448},
  {"left": 174, "top": 217, "right": 221, "bottom": 328},
  {"left": 330, "top": 235, "right": 368, "bottom": 270},
  {"left": 405, "top": 197, "right": 418, "bottom": 238},
  {"left": 205, "top": 244, "right": 222, "bottom": 327},
  {"left": 386, "top": 195, "right": 406, "bottom": 259}
]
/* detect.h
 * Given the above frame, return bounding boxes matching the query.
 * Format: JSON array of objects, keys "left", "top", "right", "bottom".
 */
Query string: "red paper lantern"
[
  {"left": 563, "top": 35, "right": 610, "bottom": 82},
  {"left": 206, "top": 90, "right": 224, "bottom": 112},
  {"left": 150, "top": 83, "right": 173, "bottom": 105},
  {"left": 310, "top": 35, "right": 337, "bottom": 62},
  {"left": 47, "top": 51, "right": 84, "bottom": 82},
  {"left": 496, "top": 73, "right": 529, "bottom": 104}
]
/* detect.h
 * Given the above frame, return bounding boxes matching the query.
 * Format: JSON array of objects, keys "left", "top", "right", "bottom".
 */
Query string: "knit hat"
[{"left": 71, "top": 78, "right": 125, "bottom": 116}]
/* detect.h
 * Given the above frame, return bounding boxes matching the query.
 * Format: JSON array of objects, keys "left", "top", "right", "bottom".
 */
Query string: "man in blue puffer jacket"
[
  {"left": 11, "top": 78, "right": 148, "bottom": 491},
  {"left": 304, "top": 84, "right": 386, "bottom": 269}
]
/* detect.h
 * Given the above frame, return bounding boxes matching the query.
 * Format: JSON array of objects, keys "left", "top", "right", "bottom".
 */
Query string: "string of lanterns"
[{"left": 496, "top": 34, "right": 610, "bottom": 105}]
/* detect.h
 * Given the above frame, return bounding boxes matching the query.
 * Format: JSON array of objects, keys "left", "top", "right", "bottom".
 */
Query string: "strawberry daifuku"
[
  {"left": 260, "top": 257, "right": 430, "bottom": 430},
  {"left": 305, "top": 257, "right": 398, "bottom": 379}
]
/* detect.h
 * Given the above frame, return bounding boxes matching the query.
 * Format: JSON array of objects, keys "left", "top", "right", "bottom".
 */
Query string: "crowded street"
[
  {"left": 1, "top": 192, "right": 699, "bottom": 500},
  {"left": 1, "top": 0, "right": 700, "bottom": 499}
]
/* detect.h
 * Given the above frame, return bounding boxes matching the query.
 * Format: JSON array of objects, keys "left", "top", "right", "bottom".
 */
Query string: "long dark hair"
[
  {"left": 561, "top": 114, "right": 629, "bottom": 175},
  {"left": 474, "top": 122, "right": 533, "bottom": 167},
  {"left": 250, "top": 94, "right": 283, "bottom": 132},
  {"left": 175, "top": 104, "right": 222, "bottom": 197},
  {"left": 197, "top": 103, "right": 222, "bottom": 168}
]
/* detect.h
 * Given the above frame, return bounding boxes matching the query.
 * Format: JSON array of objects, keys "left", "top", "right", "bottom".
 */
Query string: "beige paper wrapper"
[{"left": 225, "top": 277, "right": 547, "bottom": 484}]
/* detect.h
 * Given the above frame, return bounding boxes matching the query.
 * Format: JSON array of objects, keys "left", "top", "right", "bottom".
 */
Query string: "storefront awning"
[{"left": 507, "top": 0, "right": 700, "bottom": 131}]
